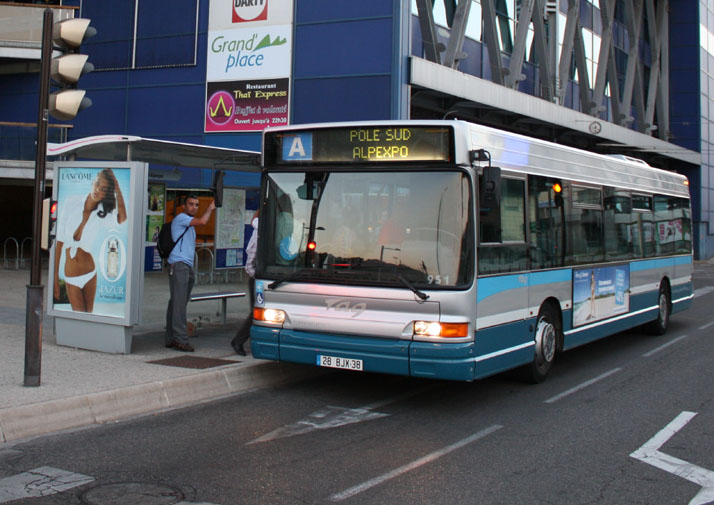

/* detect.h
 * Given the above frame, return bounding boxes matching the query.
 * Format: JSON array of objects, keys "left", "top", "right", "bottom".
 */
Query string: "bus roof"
[{"left": 264, "top": 120, "right": 689, "bottom": 198}]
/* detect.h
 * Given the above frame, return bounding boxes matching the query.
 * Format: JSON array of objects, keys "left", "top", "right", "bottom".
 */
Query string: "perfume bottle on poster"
[{"left": 107, "top": 238, "right": 119, "bottom": 279}]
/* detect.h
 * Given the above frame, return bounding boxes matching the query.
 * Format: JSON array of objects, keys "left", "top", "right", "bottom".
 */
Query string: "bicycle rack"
[
  {"left": 3, "top": 237, "right": 19, "bottom": 269},
  {"left": 195, "top": 246, "right": 214, "bottom": 284},
  {"left": 20, "top": 237, "right": 32, "bottom": 269}
]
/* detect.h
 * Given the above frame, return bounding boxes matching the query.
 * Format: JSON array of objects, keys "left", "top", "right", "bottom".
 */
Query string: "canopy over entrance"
[{"left": 47, "top": 135, "right": 261, "bottom": 170}]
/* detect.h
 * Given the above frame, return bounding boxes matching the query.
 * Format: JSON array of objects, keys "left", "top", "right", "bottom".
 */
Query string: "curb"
[{"left": 0, "top": 361, "right": 322, "bottom": 444}]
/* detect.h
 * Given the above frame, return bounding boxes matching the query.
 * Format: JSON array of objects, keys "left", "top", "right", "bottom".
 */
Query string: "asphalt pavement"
[
  {"left": 3, "top": 258, "right": 711, "bottom": 446},
  {"left": 0, "top": 266, "right": 315, "bottom": 445}
]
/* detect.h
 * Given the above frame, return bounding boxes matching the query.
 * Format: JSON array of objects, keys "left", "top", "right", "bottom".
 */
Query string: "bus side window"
[
  {"left": 632, "top": 194, "right": 655, "bottom": 258},
  {"left": 603, "top": 188, "right": 633, "bottom": 260},
  {"left": 674, "top": 197, "right": 693, "bottom": 254},
  {"left": 528, "top": 175, "right": 564, "bottom": 270},
  {"left": 654, "top": 195, "right": 677, "bottom": 256},
  {"left": 565, "top": 184, "right": 604, "bottom": 265},
  {"left": 478, "top": 176, "right": 527, "bottom": 274}
]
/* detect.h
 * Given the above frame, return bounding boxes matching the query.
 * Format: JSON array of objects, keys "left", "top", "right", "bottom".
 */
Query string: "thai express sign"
[
  {"left": 206, "top": 78, "right": 288, "bottom": 132},
  {"left": 205, "top": 0, "right": 293, "bottom": 132}
]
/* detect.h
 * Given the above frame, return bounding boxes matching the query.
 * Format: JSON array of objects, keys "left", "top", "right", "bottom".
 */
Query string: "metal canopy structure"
[
  {"left": 46, "top": 135, "right": 260, "bottom": 171},
  {"left": 410, "top": 57, "right": 700, "bottom": 169},
  {"left": 410, "top": 0, "right": 698, "bottom": 172}
]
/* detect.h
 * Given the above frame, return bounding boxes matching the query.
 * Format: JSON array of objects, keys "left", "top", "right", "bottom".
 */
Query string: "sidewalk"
[{"left": 0, "top": 268, "right": 314, "bottom": 444}]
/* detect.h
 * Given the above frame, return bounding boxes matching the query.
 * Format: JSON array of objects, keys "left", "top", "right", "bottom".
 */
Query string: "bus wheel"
[
  {"left": 646, "top": 283, "right": 671, "bottom": 336},
  {"left": 525, "top": 304, "right": 559, "bottom": 383}
]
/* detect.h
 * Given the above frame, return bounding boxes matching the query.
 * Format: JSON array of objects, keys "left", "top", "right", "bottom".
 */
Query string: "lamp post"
[{"left": 25, "top": 9, "right": 54, "bottom": 387}]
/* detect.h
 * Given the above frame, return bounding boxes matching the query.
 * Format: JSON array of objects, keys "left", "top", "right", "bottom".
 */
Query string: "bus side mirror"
[{"left": 480, "top": 165, "right": 501, "bottom": 210}]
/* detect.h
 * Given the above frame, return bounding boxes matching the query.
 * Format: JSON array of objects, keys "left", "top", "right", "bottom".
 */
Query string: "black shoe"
[
  {"left": 170, "top": 340, "right": 194, "bottom": 352},
  {"left": 232, "top": 341, "right": 246, "bottom": 356}
]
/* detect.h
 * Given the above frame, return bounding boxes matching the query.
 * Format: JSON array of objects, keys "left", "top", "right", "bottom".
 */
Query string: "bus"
[{"left": 248, "top": 120, "right": 693, "bottom": 382}]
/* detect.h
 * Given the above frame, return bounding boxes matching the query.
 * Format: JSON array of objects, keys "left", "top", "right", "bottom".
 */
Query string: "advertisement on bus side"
[{"left": 573, "top": 265, "right": 630, "bottom": 327}]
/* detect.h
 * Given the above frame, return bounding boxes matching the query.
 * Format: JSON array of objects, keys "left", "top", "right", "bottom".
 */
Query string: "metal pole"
[{"left": 25, "top": 8, "right": 53, "bottom": 387}]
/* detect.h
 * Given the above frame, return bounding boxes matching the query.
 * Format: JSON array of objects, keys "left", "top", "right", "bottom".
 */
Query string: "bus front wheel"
[
  {"left": 646, "top": 283, "right": 671, "bottom": 336},
  {"left": 525, "top": 304, "right": 560, "bottom": 383}
]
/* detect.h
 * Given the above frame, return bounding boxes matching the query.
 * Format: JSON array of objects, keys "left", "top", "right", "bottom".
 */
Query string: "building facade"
[{"left": 1, "top": 0, "right": 712, "bottom": 258}]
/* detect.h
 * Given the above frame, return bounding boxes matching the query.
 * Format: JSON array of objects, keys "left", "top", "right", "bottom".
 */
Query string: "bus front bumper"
[{"left": 250, "top": 326, "right": 476, "bottom": 381}]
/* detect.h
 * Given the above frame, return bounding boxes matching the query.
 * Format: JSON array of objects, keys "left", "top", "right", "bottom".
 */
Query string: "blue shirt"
[{"left": 168, "top": 213, "right": 196, "bottom": 267}]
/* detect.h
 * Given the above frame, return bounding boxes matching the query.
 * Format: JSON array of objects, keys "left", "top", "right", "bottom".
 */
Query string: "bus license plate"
[{"left": 317, "top": 355, "right": 363, "bottom": 371}]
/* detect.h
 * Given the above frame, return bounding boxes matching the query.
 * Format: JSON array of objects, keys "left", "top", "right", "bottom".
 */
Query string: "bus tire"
[
  {"left": 646, "top": 282, "right": 671, "bottom": 336},
  {"left": 524, "top": 303, "right": 560, "bottom": 383}
]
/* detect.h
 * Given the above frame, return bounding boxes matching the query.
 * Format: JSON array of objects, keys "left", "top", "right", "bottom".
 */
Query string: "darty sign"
[
  {"left": 233, "top": 0, "right": 267, "bottom": 23},
  {"left": 207, "top": 26, "right": 291, "bottom": 81},
  {"left": 209, "top": 0, "right": 292, "bottom": 30}
]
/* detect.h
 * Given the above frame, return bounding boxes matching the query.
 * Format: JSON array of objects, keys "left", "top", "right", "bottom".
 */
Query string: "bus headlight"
[
  {"left": 254, "top": 307, "right": 286, "bottom": 325},
  {"left": 413, "top": 321, "right": 469, "bottom": 338}
]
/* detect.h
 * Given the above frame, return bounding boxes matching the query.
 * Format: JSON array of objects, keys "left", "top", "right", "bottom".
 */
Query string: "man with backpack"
[{"left": 165, "top": 194, "right": 216, "bottom": 352}]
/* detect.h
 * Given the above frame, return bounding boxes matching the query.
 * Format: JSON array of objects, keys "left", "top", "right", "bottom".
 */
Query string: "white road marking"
[
  {"left": 642, "top": 334, "right": 689, "bottom": 357},
  {"left": 329, "top": 425, "right": 503, "bottom": 502},
  {"left": 698, "top": 320, "right": 714, "bottom": 330},
  {"left": 247, "top": 405, "right": 389, "bottom": 444},
  {"left": 0, "top": 467, "right": 93, "bottom": 503},
  {"left": 247, "top": 388, "right": 435, "bottom": 445},
  {"left": 544, "top": 368, "right": 622, "bottom": 403},
  {"left": 631, "top": 411, "right": 714, "bottom": 505}
]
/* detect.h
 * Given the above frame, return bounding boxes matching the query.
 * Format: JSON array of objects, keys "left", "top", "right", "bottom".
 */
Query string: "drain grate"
[
  {"left": 147, "top": 356, "right": 239, "bottom": 369},
  {"left": 80, "top": 482, "right": 183, "bottom": 505}
]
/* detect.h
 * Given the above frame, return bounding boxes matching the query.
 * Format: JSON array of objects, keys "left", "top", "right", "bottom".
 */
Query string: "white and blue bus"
[{"left": 249, "top": 120, "right": 693, "bottom": 382}]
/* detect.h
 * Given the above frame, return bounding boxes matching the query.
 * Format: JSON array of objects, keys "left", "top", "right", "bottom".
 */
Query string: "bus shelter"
[{"left": 46, "top": 135, "right": 260, "bottom": 354}]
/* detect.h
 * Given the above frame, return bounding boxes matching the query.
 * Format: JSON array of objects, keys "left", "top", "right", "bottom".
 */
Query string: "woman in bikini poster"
[{"left": 53, "top": 166, "right": 130, "bottom": 317}]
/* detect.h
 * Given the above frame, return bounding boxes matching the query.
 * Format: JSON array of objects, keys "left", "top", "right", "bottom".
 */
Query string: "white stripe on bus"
[
  {"left": 474, "top": 342, "right": 534, "bottom": 362},
  {"left": 564, "top": 305, "right": 657, "bottom": 336},
  {"left": 477, "top": 292, "right": 693, "bottom": 335}
]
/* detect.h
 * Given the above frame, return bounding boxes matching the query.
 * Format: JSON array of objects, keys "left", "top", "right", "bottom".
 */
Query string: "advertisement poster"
[
  {"left": 146, "top": 215, "right": 163, "bottom": 243},
  {"left": 215, "top": 188, "right": 246, "bottom": 269},
  {"left": 205, "top": 0, "right": 293, "bottom": 133},
  {"left": 145, "top": 182, "right": 165, "bottom": 272},
  {"left": 53, "top": 167, "right": 131, "bottom": 318},
  {"left": 205, "top": 78, "right": 289, "bottom": 132},
  {"left": 573, "top": 265, "right": 630, "bottom": 327},
  {"left": 657, "top": 219, "right": 683, "bottom": 244},
  {"left": 147, "top": 183, "right": 165, "bottom": 212}
]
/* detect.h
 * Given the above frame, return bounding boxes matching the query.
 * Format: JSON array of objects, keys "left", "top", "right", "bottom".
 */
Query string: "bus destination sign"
[{"left": 267, "top": 125, "right": 453, "bottom": 165}]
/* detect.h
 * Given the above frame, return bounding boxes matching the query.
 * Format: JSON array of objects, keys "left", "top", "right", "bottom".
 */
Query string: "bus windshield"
[{"left": 259, "top": 170, "right": 473, "bottom": 289}]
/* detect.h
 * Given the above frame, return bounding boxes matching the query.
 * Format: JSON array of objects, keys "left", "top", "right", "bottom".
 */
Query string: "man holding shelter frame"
[{"left": 165, "top": 194, "right": 216, "bottom": 352}]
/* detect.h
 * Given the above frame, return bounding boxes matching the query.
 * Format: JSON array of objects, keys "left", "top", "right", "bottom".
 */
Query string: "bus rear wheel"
[
  {"left": 524, "top": 304, "right": 559, "bottom": 383},
  {"left": 646, "top": 283, "right": 670, "bottom": 336}
]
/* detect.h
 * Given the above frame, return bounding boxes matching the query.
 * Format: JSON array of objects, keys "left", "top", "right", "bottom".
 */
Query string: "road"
[{"left": 1, "top": 263, "right": 714, "bottom": 505}]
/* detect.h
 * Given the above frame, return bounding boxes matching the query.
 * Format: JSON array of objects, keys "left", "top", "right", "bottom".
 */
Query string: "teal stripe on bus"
[
  {"left": 477, "top": 269, "right": 571, "bottom": 302},
  {"left": 630, "top": 256, "right": 691, "bottom": 272}
]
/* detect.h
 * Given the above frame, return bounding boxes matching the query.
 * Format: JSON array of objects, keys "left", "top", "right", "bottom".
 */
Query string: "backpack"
[{"left": 157, "top": 221, "right": 189, "bottom": 259}]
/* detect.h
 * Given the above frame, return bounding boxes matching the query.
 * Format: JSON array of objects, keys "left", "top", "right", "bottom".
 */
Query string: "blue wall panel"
[
  {"left": 291, "top": 0, "right": 400, "bottom": 124},
  {"left": 295, "top": 0, "right": 392, "bottom": 23},
  {"left": 125, "top": 85, "right": 205, "bottom": 137},
  {"left": 293, "top": 19, "right": 393, "bottom": 77},
  {"left": 669, "top": 0, "right": 700, "bottom": 151},
  {"left": 292, "top": 77, "right": 392, "bottom": 123},
  {"left": 0, "top": 74, "right": 39, "bottom": 123}
]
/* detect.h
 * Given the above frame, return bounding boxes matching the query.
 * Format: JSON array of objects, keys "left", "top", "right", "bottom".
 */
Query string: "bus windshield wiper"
[
  {"left": 394, "top": 268, "right": 429, "bottom": 301},
  {"left": 268, "top": 269, "right": 313, "bottom": 290}
]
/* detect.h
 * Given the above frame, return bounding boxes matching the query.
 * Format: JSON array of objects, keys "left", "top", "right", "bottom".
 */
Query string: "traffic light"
[
  {"left": 48, "top": 18, "right": 96, "bottom": 120},
  {"left": 41, "top": 198, "right": 58, "bottom": 250}
]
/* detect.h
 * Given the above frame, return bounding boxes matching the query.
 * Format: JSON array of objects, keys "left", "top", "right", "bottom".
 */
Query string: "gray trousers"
[{"left": 165, "top": 261, "right": 195, "bottom": 345}]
